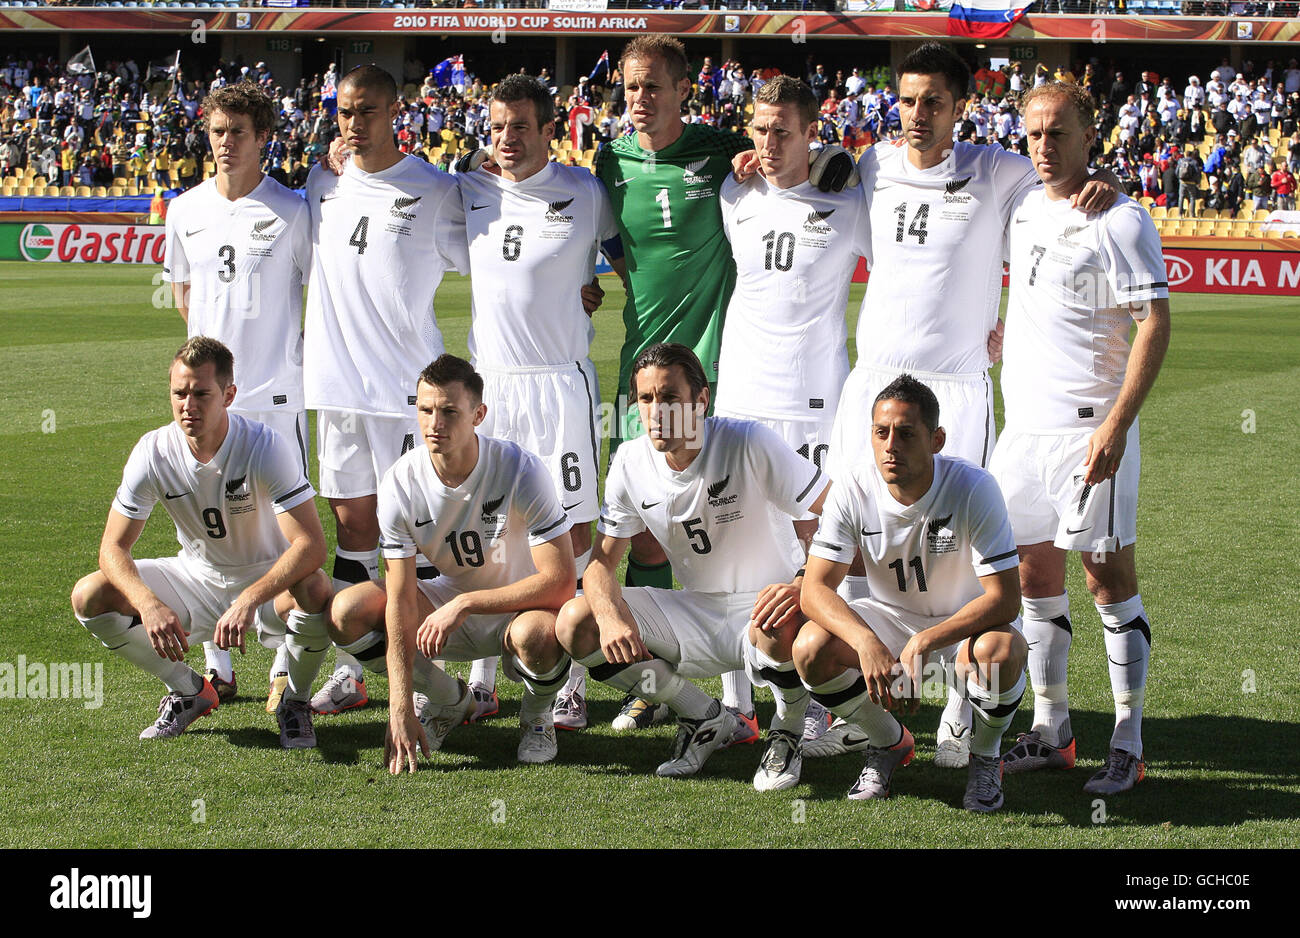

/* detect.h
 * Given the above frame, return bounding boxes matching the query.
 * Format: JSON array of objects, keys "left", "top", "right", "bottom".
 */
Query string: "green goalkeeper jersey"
[{"left": 595, "top": 123, "right": 754, "bottom": 440}]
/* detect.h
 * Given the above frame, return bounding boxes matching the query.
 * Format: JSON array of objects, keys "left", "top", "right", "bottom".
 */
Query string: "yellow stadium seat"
[
  {"left": 32, "top": 176, "right": 47, "bottom": 188},
  {"left": 1196, "top": 222, "right": 1216, "bottom": 236},
  {"left": 1281, "top": 229, "right": 1299, "bottom": 238},
  {"left": 92, "top": 187, "right": 108, "bottom": 197},
  {"left": 1167, "top": 207, "right": 1181, "bottom": 220},
  {"left": 1249, "top": 221, "right": 1267, "bottom": 238},
  {"left": 1, "top": 186, "right": 14, "bottom": 197},
  {"left": 62, "top": 186, "right": 77, "bottom": 197},
  {"left": 1150, "top": 205, "right": 1167, "bottom": 219},
  {"left": 44, "top": 186, "right": 60, "bottom": 197},
  {"left": 1139, "top": 196, "right": 1154, "bottom": 209},
  {"left": 1237, "top": 206, "right": 1255, "bottom": 221},
  {"left": 16, "top": 186, "right": 31, "bottom": 197},
  {"left": 126, "top": 185, "right": 139, "bottom": 196},
  {"left": 1201, "top": 208, "right": 1218, "bottom": 220}
]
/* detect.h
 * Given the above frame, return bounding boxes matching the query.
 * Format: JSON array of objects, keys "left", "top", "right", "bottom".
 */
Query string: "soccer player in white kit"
[
  {"left": 163, "top": 82, "right": 313, "bottom": 711},
  {"left": 991, "top": 83, "right": 1170, "bottom": 795},
  {"left": 799, "top": 376, "right": 1027, "bottom": 811},
  {"left": 820, "top": 43, "right": 1116, "bottom": 764},
  {"left": 304, "top": 65, "right": 470, "bottom": 715},
  {"left": 716, "top": 76, "right": 872, "bottom": 740},
  {"left": 325, "top": 356, "right": 577, "bottom": 769},
  {"left": 555, "top": 344, "right": 831, "bottom": 785},
  {"left": 454, "top": 74, "right": 626, "bottom": 729},
  {"left": 71, "top": 338, "right": 334, "bottom": 747}
]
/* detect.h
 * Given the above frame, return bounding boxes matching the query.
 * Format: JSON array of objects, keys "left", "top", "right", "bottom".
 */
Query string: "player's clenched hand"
[
  {"left": 384, "top": 710, "right": 429, "bottom": 775},
  {"left": 323, "top": 136, "right": 351, "bottom": 176},
  {"left": 213, "top": 595, "right": 258, "bottom": 654},
  {"left": 416, "top": 600, "right": 469, "bottom": 658},
  {"left": 140, "top": 600, "right": 189, "bottom": 662},
  {"left": 1083, "top": 418, "right": 1127, "bottom": 485},
  {"left": 987, "top": 318, "right": 1005, "bottom": 365},
  {"left": 732, "top": 150, "right": 760, "bottom": 182},
  {"left": 598, "top": 617, "right": 649, "bottom": 665},
  {"left": 749, "top": 581, "right": 804, "bottom": 632},
  {"left": 1071, "top": 177, "right": 1119, "bottom": 214},
  {"left": 855, "top": 636, "right": 899, "bottom": 711},
  {"left": 580, "top": 277, "right": 604, "bottom": 316}
]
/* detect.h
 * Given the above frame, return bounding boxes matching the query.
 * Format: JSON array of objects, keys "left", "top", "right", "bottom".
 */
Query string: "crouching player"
[
  {"left": 71, "top": 337, "right": 333, "bottom": 747},
  {"left": 555, "top": 344, "right": 830, "bottom": 786},
  {"left": 325, "top": 355, "right": 576, "bottom": 771},
  {"left": 797, "top": 376, "right": 1027, "bottom": 811}
]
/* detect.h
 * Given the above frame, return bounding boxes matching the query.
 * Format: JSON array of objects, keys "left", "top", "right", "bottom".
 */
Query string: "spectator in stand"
[
  {"left": 1244, "top": 160, "right": 1271, "bottom": 209},
  {"left": 1271, "top": 160, "right": 1297, "bottom": 210}
]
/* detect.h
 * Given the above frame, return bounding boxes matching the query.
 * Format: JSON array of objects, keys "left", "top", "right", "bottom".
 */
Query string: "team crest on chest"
[
  {"left": 225, "top": 473, "right": 255, "bottom": 515},
  {"left": 926, "top": 512, "right": 956, "bottom": 554},
  {"left": 480, "top": 494, "right": 507, "bottom": 538}
]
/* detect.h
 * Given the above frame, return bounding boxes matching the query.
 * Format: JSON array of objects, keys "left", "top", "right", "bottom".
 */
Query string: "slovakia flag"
[{"left": 948, "top": 0, "right": 1033, "bottom": 39}]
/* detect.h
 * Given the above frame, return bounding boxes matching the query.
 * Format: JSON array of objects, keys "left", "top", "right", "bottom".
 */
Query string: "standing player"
[
  {"left": 798, "top": 376, "right": 1027, "bottom": 811},
  {"left": 455, "top": 75, "right": 625, "bottom": 729},
  {"left": 164, "top": 81, "right": 312, "bottom": 711},
  {"left": 991, "top": 83, "right": 1169, "bottom": 794},
  {"left": 801, "top": 44, "right": 1115, "bottom": 764},
  {"left": 71, "top": 338, "right": 333, "bottom": 747},
  {"left": 555, "top": 344, "right": 830, "bottom": 786},
  {"left": 305, "top": 65, "right": 469, "bottom": 715},
  {"left": 717, "top": 75, "right": 871, "bottom": 739},
  {"left": 325, "top": 356, "right": 576, "bottom": 768}
]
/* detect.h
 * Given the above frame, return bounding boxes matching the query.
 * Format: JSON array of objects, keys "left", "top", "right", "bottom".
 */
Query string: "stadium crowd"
[{"left": 2, "top": 46, "right": 1299, "bottom": 211}]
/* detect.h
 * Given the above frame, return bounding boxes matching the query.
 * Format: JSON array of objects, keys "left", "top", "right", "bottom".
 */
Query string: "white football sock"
[
  {"left": 721, "top": 670, "right": 753, "bottom": 713},
  {"left": 1022, "top": 593, "right": 1073, "bottom": 747},
  {"left": 79, "top": 611, "right": 201, "bottom": 695},
  {"left": 269, "top": 644, "right": 289, "bottom": 680},
  {"left": 966, "top": 667, "right": 1026, "bottom": 759},
  {"left": 560, "top": 659, "right": 587, "bottom": 697},
  {"left": 804, "top": 668, "right": 900, "bottom": 745},
  {"left": 203, "top": 642, "right": 233, "bottom": 682},
  {"left": 578, "top": 651, "right": 713, "bottom": 719},
  {"left": 745, "top": 644, "right": 807, "bottom": 735},
  {"left": 514, "top": 655, "right": 571, "bottom": 722},
  {"left": 282, "top": 610, "right": 330, "bottom": 703},
  {"left": 1097, "top": 595, "right": 1150, "bottom": 757},
  {"left": 469, "top": 657, "right": 499, "bottom": 691}
]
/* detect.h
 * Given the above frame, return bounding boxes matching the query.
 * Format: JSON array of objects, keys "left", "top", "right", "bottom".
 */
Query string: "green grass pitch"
[{"left": 1, "top": 259, "right": 1296, "bottom": 848}]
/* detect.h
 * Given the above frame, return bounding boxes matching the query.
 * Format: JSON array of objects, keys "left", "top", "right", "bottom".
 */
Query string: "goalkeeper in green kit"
[{"left": 561, "top": 35, "right": 858, "bottom": 738}]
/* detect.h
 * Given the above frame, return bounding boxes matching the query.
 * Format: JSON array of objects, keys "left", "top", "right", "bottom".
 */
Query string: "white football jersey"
[
  {"left": 716, "top": 175, "right": 872, "bottom": 421},
  {"left": 163, "top": 176, "right": 311, "bottom": 413},
  {"left": 112, "top": 414, "right": 316, "bottom": 584},
  {"left": 304, "top": 156, "right": 470, "bottom": 417},
  {"left": 378, "top": 435, "right": 571, "bottom": 594},
  {"left": 1002, "top": 190, "right": 1168, "bottom": 433},
  {"left": 459, "top": 162, "right": 619, "bottom": 367},
  {"left": 810, "top": 454, "right": 1019, "bottom": 618},
  {"left": 856, "top": 141, "right": 1040, "bottom": 375},
  {"left": 599, "top": 418, "right": 826, "bottom": 593}
]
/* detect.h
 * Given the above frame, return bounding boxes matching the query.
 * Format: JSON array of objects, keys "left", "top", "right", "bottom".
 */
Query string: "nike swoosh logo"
[
  {"left": 1014, "top": 217, "right": 1031, "bottom": 223},
  {"left": 736, "top": 215, "right": 756, "bottom": 225},
  {"left": 185, "top": 228, "right": 204, "bottom": 237},
  {"left": 319, "top": 194, "right": 338, "bottom": 203},
  {"left": 614, "top": 179, "right": 630, "bottom": 188},
  {"left": 640, "top": 500, "right": 661, "bottom": 510},
  {"left": 470, "top": 203, "right": 488, "bottom": 211},
  {"left": 842, "top": 733, "right": 869, "bottom": 747},
  {"left": 861, "top": 528, "right": 882, "bottom": 536},
  {"left": 1065, "top": 525, "right": 1091, "bottom": 535},
  {"left": 563, "top": 502, "right": 581, "bottom": 512},
  {"left": 945, "top": 722, "right": 969, "bottom": 739},
  {"left": 164, "top": 491, "right": 190, "bottom": 500},
  {"left": 414, "top": 518, "right": 433, "bottom": 527}
]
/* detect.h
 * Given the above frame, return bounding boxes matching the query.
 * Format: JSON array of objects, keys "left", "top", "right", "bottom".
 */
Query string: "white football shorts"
[
  {"left": 830, "top": 364, "right": 995, "bottom": 481},
  {"left": 476, "top": 358, "right": 601, "bottom": 524},
  {"left": 234, "top": 407, "right": 308, "bottom": 475},
  {"left": 316, "top": 409, "right": 420, "bottom": 500},
  {"left": 989, "top": 421, "right": 1140, "bottom": 554},
  {"left": 134, "top": 555, "right": 282, "bottom": 648},
  {"left": 621, "top": 587, "right": 753, "bottom": 680}
]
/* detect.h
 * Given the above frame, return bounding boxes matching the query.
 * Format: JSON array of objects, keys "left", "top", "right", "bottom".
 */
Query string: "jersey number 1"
[{"left": 655, "top": 188, "right": 672, "bottom": 228}]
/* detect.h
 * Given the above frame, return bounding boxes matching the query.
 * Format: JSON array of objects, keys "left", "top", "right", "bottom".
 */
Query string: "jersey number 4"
[{"left": 349, "top": 216, "right": 370, "bottom": 255}]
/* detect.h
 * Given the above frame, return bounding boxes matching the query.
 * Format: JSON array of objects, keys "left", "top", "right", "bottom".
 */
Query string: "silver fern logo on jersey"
[
  {"left": 682, "top": 157, "right": 711, "bottom": 186},
  {"left": 803, "top": 208, "right": 835, "bottom": 234},
  {"left": 545, "top": 197, "right": 575, "bottom": 222},
  {"left": 926, "top": 513, "right": 957, "bottom": 553},
  {"left": 707, "top": 474, "right": 737, "bottom": 507},
  {"left": 943, "top": 176, "right": 974, "bottom": 204},
  {"left": 250, "top": 218, "right": 277, "bottom": 242},
  {"left": 390, "top": 195, "right": 422, "bottom": 220}
]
